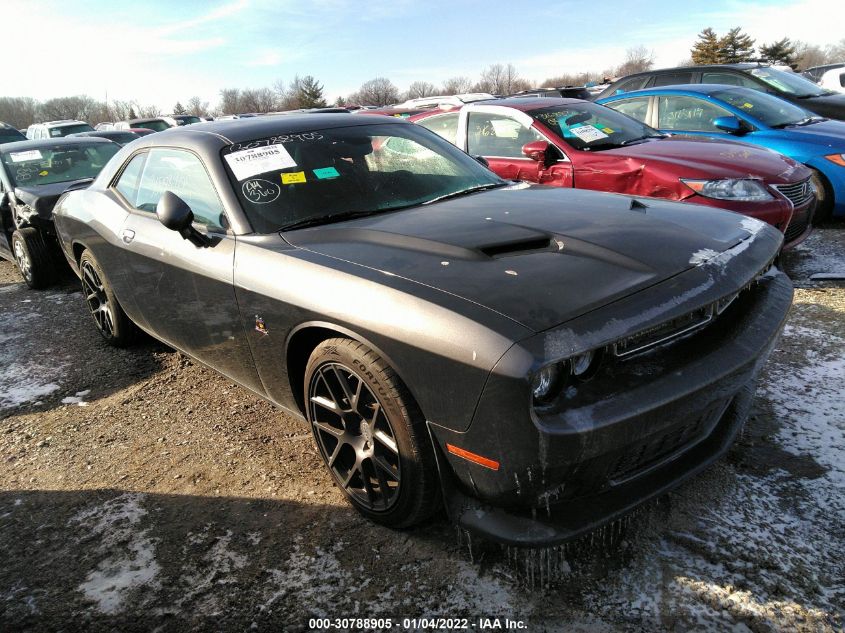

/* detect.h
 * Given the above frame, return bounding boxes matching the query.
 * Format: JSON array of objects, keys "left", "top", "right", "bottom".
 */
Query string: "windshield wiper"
[
  {"left": 422, "top": 182, "right": 508, "bottom": 205},
  {"left": 618, "top": 135, "right": 658, "bottom": 146},
  {"left": 280, "top": 201, "right": 427, "bottom": 232},
  {"left": 774, "top": 116, "right": 827, "bottom": 128},
  {"left": 280, "top": 209, "right": 384, "bottom": 232}
]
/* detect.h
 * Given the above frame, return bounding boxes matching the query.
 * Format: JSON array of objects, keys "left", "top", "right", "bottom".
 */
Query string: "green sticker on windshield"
[{"left": 313, "top": 166, "right": 339, "bottom": 180}]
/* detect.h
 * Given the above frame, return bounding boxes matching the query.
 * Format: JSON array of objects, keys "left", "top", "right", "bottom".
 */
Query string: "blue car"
[{"left": 598, "top": 85, "right": 845, "bottom": 222}]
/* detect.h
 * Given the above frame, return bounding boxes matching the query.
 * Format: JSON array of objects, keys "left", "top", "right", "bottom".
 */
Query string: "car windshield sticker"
[
  {"left": 742, "top": 102, "right": 754, "bottom": 109},
  {"left": 39, "top": 170, "right": 49, "bottom": 176},
  {"left": 281, "top": 171, "right": 307, "bottom": 185},
  {"left": 242, "top": 179, "right": 281, "bottom": 204},
  {"left": 9, "top": 149, "right": 43, "bottom": 162},
  {"left": 224, "top": 145, "right": 296, "bottom": 181},
  {"left": 568, "top": 124, "right": 609, "bottom": 143},
  {"left": 602, "top": 127, "right": 614, "bottom": 134},
  {"left": 313, "top": 166, "right": 340, "bottom": 180}
]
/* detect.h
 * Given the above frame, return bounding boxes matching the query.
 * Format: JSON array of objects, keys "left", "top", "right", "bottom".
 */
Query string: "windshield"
[
  {"left": 223, "top": 122, "right": 504, "bottom": 233},
  {"left": 1, "top": 142, "right": 119, "bottom": 187},
  {"left": 529, "top": 103, "right": 662, "bottom": 151},
  {"left": 50, "top": 123, "right": 94, "bottom": 137},
  {"left": 0, "top": 127, "right": 25, "bottom": 143},
  {"left": 100, "top": 132, "right": 140, "bottom": 145},
  {"left": 136, "top": 120, "right": 171, "bottom": 132},
  {"left": 749, "top": 67, "right": 829, "bottom": 98},
  {"left": 712, "top": 88, "right": 815, "bottom": 127},
  {"left": 175, "top": 116, "right": 202, "bottom": 125}
]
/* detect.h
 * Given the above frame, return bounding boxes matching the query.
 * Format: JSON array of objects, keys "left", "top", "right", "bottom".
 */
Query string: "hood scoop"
[{"left": 479, "top": 236, "right": 553, "bottom": 258}]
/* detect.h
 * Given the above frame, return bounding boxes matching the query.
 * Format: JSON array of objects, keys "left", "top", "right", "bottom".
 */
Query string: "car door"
[
  {"left": 114, "top": 147, "right": 263, "bottom": 392},
  {"left": 463, "top": 110, "right": 572, "bottom": 187},
  {"left": 655, "top": 94, "right": 739, "bottom": 139},
  {"left": 0, "top": 169, "right": 13, "bottom": 258}
]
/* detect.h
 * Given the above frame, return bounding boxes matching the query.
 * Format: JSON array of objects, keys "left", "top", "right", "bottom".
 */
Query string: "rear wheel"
[
  {"left": 305, "top": 338, "right": 440, "bottom": 528},
  {"left": 79, "top": 250, "right": 137, "bottom": 347},
  {"left": 11, "top": 228, "right": 54, "bottom": 289},
  {"left": 809, "top": 169, "right": 833, "bottom": 224}
]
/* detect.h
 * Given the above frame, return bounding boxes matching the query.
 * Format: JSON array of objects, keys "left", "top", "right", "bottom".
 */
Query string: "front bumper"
[{"left": 429, "top": 240, "right": 792, "bottom": 546}]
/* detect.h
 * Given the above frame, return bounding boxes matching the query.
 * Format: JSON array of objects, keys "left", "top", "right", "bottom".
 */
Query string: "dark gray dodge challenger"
[{"left": 53, "top": 114, "right": 792, "bottom": 546}]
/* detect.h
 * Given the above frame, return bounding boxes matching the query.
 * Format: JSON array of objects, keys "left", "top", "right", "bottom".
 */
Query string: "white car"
[
  {"left": 804, "top": 63, "right": 845, "bottom": 94},
  {"left": 396, "top": 93, "right": 495, "bottom": 110},
  {"left": 26, "top": 120, "right": 94, "bottom": 140}
]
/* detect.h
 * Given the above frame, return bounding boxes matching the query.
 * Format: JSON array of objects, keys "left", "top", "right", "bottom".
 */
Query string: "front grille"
[
  {"left": 774, "top": 179, "right": 814, "bottom": 207},
  {"left": 606, "top": 399, "right": 728, "bottom": 484},
  {"left": 785, "top": 207, "right": 811, "bottom": 243}
]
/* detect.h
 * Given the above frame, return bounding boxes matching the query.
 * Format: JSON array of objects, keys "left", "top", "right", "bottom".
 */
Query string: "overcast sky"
[{"left": 5, "top": 0, "right": 842, "bottom": 109}]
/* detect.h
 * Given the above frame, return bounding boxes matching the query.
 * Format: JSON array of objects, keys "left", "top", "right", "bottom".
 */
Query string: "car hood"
[
  {"left": 284, "top": 185, "right": 770, "bottom": 332},
  {"left": 596, "top": 136, "right": 807, "bottom": 183},
  {"left": 798, "top": 92, "right": 845, "bottom": 120},
  {"left": 770, "top": 118, "right": 845, "bottom": 145},
  {"left": 14, "top": 179, "right": 93, "bottom": 217}
]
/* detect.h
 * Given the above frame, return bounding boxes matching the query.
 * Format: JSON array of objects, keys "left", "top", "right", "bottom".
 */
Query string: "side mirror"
[
  {"left": 713, "top": 116, "right": 747, "bottom": 135},
  {"left": 473, "top": 155, "right": 489, "bottom": 168},
  {"left": 522, "top": 140, "right": 551, "bottom": 163},
  {"left": 156, "top": 191, "right": 210, "bottom": 247}
]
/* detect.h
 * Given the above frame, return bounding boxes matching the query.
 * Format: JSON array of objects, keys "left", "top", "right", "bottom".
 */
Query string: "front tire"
[
  {"left": 79, "top": 250, "right": 137, "bottom": 347},
  {"left": 12, "top": 228, "right": 53, "bottom": 289},
  {"left": 810, "top": 169, "right": 833, "bottom": 224},
  {"left": 305, "top": 338, "right": 440, "bottom": 528}
]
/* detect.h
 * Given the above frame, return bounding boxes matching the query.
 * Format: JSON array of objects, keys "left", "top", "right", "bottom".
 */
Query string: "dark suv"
[{"left": 595, "top": 64, "right": 845, "bottom": 120}]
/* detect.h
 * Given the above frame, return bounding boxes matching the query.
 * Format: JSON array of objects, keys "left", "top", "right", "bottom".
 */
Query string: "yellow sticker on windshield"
[
  {"left": 602, "top": 127, "right": 614, "bottom": 134},
  {"left": 281, "top": 171, "right": 306, "bottom": 184},
  {"left": 39, "top": 170, "right": 48, "bottom": 176},
  {"left": 742, "top": 102, "right": 754, "bottom": 109}
]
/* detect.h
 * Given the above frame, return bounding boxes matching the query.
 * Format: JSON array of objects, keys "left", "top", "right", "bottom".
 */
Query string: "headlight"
[
  {"left": 531, "top": 362, "right": 565, "bottom": 402},
  {"left": 681, "top": 178, "right": 773, "bottom": 201},
  {"left": 571, "top": 350, "right": 595, "bottom": 376},
  {"left": 825, "top": 153, "right": 845, "bottom": 167}
]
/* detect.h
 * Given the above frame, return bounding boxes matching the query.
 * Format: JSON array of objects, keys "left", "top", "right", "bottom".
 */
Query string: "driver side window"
[
  {"left": 657, "top": 96, "right": 731, "bottom": 132},
  {"left": 118, "top": 148, "right": 225, "bottom": 229},
  {"left": 466, "top": 112, "right": 544, "bottom": 158}
]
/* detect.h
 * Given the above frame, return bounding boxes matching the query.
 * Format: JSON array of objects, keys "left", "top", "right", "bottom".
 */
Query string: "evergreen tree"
[
  {"left": 718, "top": 27, "right": 756, "bottom": 63},
  {"left": 691, "top": 28, "right": 722, "bottom": 64},
  {"left": 299, "top": 76, "right": 327, "bottom": 108},
  {"left": 128, "top": 106, "right": 137, "bottom": 119},
  {"left": 172, "top": 101, "right": 187, "bottom": 114},
  {"left": 760, "top": 38, "right": 798, "bottom": 68}
]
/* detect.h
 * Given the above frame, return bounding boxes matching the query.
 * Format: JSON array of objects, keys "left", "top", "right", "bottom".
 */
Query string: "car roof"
[
  {"left": 472, "top": 96, "right": 593, "bottom": 111},
  {"left": 0, "top": 136, "right": 114, "bottom": 153},
  {"left": 626, "top": 63, "right": 763, "bottom": 77},
  {"left": 601, "top": 83, "right": 755, "bottom": 98},
  {"left": 142, "top": 113, "right": 408, "bottom": 146}
]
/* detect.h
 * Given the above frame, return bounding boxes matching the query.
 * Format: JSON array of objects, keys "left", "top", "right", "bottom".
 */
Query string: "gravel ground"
[{"left": 1, "top": 228, "right": 844, "bottom": 632}]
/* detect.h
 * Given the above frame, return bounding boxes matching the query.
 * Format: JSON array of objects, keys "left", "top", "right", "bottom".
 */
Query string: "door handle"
[{"left": 121, "top": 229, "right": 135, "bottom": 244}]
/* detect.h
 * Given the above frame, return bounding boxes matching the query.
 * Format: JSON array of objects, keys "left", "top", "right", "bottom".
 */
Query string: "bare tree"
[
  {"left": 615, "top": 46, "right": 655, "bottom": 77},
  {"left": 406, "top": 81, "right": 437, "bottom": 99},
  {"left": 186, "top": 96, "right": 210, "bottom": 117},
  {"left": 137, "top": 104, "right": 162, "bottom": 118},
  {"left": 0, "top": 97, "right": 39, "bottom": 129},
  {"left": 441, "top": 76, "right": 473, "bottom": 94},
  {"left": 240, "top": 87, "right": 276, "bottom": 113},
  {"left": 474, "top": 64, "right": 531, "bottom": 95},
  {"left": 219, "top": 88, "right": 242, "bottom": 114},
  {"left": 38, "top": 95, "right": 102, "bottom": 122},
  {"left": 349, "top": 77, "right": 400, "bottom": 106},
  {"left": 541, "top": 71, "right": 603, "bottom": 88}
]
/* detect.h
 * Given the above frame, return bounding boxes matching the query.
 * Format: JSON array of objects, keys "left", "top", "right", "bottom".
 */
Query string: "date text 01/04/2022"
[{"left": 307, "top": 617, "right": 527, "bottom": 630}]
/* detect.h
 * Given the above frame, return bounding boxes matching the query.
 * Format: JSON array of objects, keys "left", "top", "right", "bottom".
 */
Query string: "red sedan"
[{"left": 411, "top": 98, "right": 815, "bottom": 248}]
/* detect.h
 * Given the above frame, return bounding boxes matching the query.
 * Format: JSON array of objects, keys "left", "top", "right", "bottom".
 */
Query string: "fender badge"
[{"left": 254, "top": 316, "right": 269, "bottom": 335}]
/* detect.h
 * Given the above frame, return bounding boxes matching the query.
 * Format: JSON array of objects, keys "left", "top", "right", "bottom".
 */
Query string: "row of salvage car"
[{"left": 0, "top": 75, "right": 838, "bottom": 548}]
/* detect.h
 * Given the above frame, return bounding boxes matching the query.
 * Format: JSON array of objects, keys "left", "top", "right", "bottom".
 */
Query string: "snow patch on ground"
[
  {"left": 0, "top": 307, "right": 69, "bottom": 412},
  {"left": 61, "top": 390, "right": 91, "bottom": 406},
  {"left": 70, "top": 494, "right": 160, "bottom": 614}
]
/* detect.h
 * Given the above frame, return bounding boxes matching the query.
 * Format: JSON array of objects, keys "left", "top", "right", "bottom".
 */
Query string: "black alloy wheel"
[
  {"left": 304, "top": 338, "right": 440, "bottom": 527},
  {"left": 309, "top": 361, "right": 402, "bottom": 511},
  {"left": 78, "top": 251, "right": 137, "bottom": 347}
]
